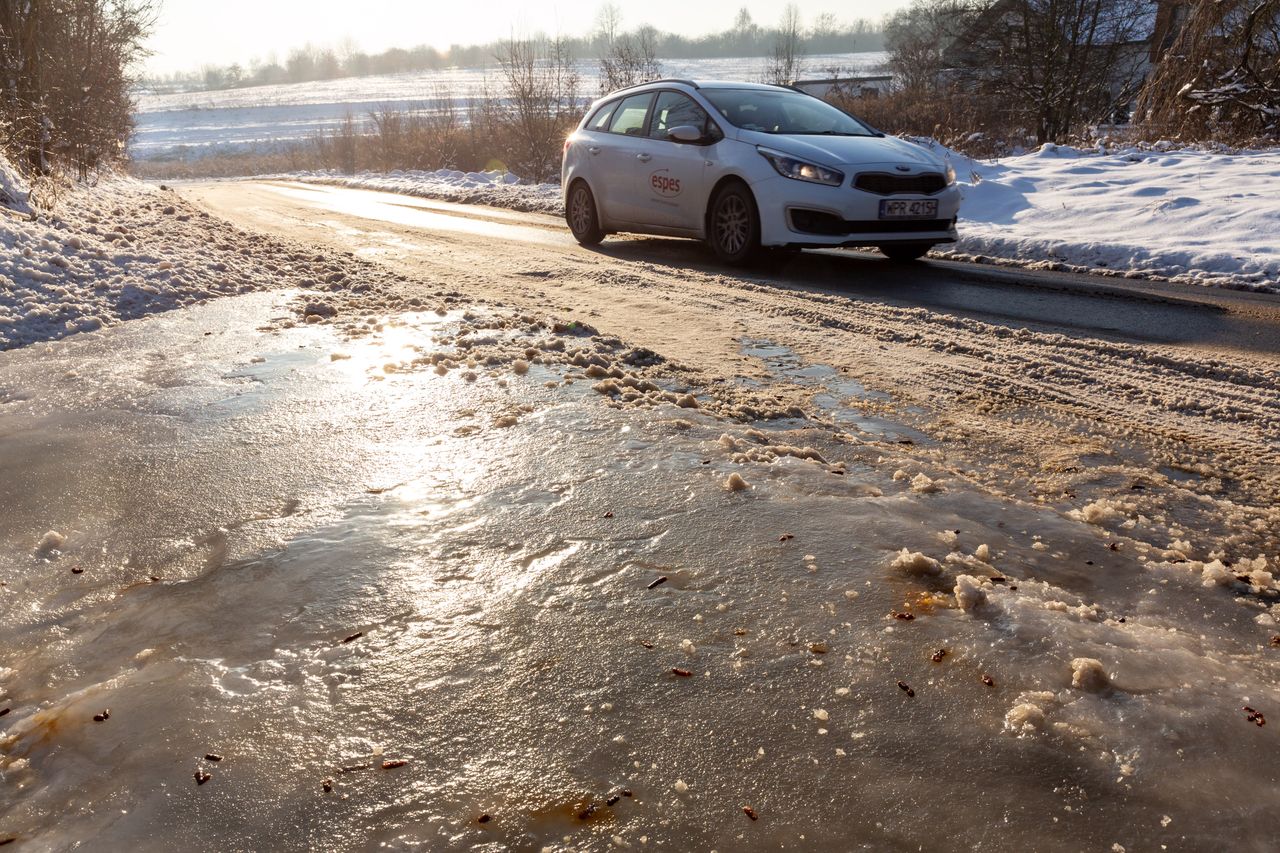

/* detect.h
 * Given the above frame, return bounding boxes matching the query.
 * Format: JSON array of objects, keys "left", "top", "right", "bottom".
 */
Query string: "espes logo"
[{"left": 650, "top": 170, "right": 681, "bottom": 197}]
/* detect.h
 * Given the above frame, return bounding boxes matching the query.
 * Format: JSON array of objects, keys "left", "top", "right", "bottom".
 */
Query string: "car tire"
[
  {"left": 566, "top": 180, "right": 604, "bottom": 246},
  {"left": 879, "top": 242, "right": 933, "bottom": 262},
  {"left": 707, "top": 181, "right": 762, "bottom": 265}
]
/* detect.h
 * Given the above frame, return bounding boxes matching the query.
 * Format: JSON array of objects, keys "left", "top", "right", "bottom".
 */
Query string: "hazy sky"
[{"left": 143, "top": 0, "right": 907, "bottom": 75}]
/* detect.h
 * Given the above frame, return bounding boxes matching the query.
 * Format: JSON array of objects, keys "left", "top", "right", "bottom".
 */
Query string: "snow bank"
[
  {"left": 281, "top": 168, "right": 562, "bottom": 215},
  {"left": 0, "top": 156, "right": 31, "bottom": 215},
  {"left": 0, "top": 170, "right": 248, "bottom": 349},
  {"left": 943, "top": 143, "right": 1280, "bottom": 291},
  {"left": 0, "top": 155, "right": 397, "bottom": 350}
]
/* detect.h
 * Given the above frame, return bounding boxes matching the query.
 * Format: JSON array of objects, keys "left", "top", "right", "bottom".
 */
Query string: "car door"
[
  {"left": 633, "top": 90, "right": 722, "bottom": 231},
  {"left": 570, "top": 96, "right": 619, "bottom": 195},
  {"left": 593, "top": 92, "right": 655, "bottom": 224}
]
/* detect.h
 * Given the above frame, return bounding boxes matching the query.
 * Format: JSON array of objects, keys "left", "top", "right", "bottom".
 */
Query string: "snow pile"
[
  {"left": 945, "top": 143, "right": 1280, "bottom": 291},
  {"left": 1069, "top": 657, "right": 1112, "bottom": 693},
  {"left": 0, "top": 173, "right": 257, "bottom": 348},
  {"left": 889, "top": 548, "right": 942, "bottom": 577},
  {"left": 283, "top": 168, "right": 562, "bottom": 214},
  {"left": 0, "top": 156, "right": 31, "bottom": 215},
  {"left": 0, "top": 158, "right": 400, "bottom": 350},
  {"left": 953, "top": 574, "right": 990, "bottom": 612}
]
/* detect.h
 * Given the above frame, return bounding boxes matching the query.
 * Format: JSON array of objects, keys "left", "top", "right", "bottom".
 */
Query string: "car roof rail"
[{"left": 607, "top": 78, "right": 699, "bottom": 96}]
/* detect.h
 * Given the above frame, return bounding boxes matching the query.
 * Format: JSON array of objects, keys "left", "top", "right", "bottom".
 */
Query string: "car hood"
[{"left": 740, "top": 131, "right": 943, "bottom": 170}]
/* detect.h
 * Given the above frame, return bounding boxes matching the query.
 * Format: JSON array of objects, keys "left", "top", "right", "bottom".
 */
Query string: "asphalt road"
[{"left": 186, "top": 180, "right": 1280, "bottom": 359}]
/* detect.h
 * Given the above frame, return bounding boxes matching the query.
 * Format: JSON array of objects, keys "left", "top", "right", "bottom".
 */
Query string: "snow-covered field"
[
  {"left": 132, "top": 52, "right": 888, "bottom": 161},
  {"left": 279, "top": 143, "right": 1280, "bottom": 291}
]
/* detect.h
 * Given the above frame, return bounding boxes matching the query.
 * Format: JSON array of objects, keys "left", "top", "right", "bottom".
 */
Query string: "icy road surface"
[{"left": 2, "top": 182, "right": 1279, "bottom": 851}]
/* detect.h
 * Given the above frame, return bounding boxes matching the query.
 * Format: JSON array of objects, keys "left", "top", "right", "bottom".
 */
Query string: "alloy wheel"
[
  {"left": 715, "top": 194, "right": 749, "bottom": 255},
  {"left": 570, "top": 186, "right": 593, "bottom": 236}
]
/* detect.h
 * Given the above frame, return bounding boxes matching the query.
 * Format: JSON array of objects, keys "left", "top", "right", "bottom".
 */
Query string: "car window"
[
  {"left": 608, "top": 93, "right": 654, "bottom": 136},
  {"left": 701, "top": 88, "right": 874, "bottom": 136},
  {"left": 649, "top": 91, "right": 711, "bottom": 139},
  {"left": 587, "top": 100, "right": 618, "bottom": 131}
]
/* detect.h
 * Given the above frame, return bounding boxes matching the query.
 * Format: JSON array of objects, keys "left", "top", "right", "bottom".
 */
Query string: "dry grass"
[
  {"left": 832, "top": 89, "right": 1036, "bottom": 158},
  {"left": 128, "top": 104, "right": 573, "bottom": 182}
]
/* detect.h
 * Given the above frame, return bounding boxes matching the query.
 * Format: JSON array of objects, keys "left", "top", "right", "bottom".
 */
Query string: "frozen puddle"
[
  {"left": 1, "top": 297, "right": 1278, "bottom": 851},
  {"left": 741, "top": 338, "right": 932, "bottom": 444}
]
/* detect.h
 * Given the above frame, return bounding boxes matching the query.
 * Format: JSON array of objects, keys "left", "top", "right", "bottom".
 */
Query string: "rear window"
[
  {"left": 608, "top": 93, "right": 654, "bottom": 136},
  {"left": 587, "top": 100, "right": 617, "bottom": 131}
]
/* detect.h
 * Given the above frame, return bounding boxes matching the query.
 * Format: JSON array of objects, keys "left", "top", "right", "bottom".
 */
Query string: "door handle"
[
  {"left": 588, "top": 145, "right": 601, "bottom": 155},
  {"left": 636, "top": 153, "right": 652, "bottom": 162}
]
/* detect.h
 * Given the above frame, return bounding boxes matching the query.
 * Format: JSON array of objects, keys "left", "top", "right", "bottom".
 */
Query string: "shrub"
[{"left": 0, "top": 0, "right": 155, "bottom": 180}]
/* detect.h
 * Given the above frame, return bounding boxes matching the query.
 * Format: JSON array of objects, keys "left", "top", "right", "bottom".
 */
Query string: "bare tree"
[
  {"left": 596, "top": 6, "right": 663, "bottom": 93},
  {"left": 732, "top": 7, "right": 758, "bottom": 53},
  {"left": 1138, "top": 0, "right": 1280, "bottom": 140},
  {"left": 0, "top": 0, "right": 155, "bottom": 180},
  {"left": 494, "top": 34, "right": 581, "bottom": 181},
  {"left": 0, "top": 2, "right": 46, "bottom": 172},
  {"left": 951, "top": 0, "right": 1152, "bottom": 142},
  {"left": 595, "top": 3, "right": 623, "bottom": 49},
  {"left": 765, "top": 3, "right": 805, "bottom": 85},
  {"left": 811, "top": 12, "right": 840, "bottom": 38},
  {"left": 884, "top": 0, "right": 981, "bottom": 93}
]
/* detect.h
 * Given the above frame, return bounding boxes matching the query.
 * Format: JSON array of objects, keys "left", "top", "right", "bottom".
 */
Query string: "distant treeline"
[{"left": 142, "top": 9, "right": 885, "bottom": 93}]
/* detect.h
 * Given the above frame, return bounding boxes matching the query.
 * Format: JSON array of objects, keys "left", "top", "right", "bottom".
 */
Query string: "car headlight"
[
  {"left": 757, "top": 147, "right": 845, "bottom": 187},
  {"left": 945, "top": 162, "right": 957, "bottom": 185}
]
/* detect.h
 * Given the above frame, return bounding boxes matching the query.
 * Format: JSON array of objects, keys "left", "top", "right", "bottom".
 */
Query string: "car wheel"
[
  {"left": 566, "top": 181, "right": 604, "bottom": 246},
  {"left": 879, "top": 242, "right": 933, "bottom": 262},
  {"left": 707, "top": 182, "right": 761, "bottom": 265}
]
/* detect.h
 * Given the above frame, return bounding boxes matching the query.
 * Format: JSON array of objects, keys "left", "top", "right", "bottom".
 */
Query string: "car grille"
[
  {"left": 854, "top": 172, "right": 947, "bottom": 195},
  {"left": 790, "top": 209, "right": 955, "bottom": 236}
]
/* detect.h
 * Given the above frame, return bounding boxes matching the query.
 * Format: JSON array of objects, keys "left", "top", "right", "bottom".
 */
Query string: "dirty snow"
[
  {"left": 2, "top": 146, "right": 1279, "bottom": 850},
  {"left": 4, "top": 291, "right": 1280, "bottom": 850}
]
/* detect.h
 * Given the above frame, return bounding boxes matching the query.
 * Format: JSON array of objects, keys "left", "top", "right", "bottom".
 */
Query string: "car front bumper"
[{"left": 749, "top": 175, "right": 962, "bottom": 248}]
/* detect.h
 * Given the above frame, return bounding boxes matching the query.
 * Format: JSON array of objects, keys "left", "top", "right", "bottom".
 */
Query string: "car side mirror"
[{"left": 666, "top": 125, "right": 703, "bottom": 143}]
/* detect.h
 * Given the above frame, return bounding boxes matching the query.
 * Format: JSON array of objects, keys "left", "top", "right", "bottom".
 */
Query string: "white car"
[{"left": 561, "top": 79, "right": 961, "bottom": 264}]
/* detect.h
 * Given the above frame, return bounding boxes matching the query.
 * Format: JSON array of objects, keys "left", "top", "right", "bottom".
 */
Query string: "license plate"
[{"left": 879, "top": 199, "right": 938, "bottom": 219}]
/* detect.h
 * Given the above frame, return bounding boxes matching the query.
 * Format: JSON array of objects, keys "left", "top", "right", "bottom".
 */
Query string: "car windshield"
[{"left": 700, "top": 88, "right": 874, "bottom": 136}]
